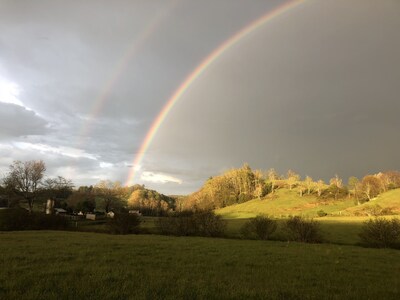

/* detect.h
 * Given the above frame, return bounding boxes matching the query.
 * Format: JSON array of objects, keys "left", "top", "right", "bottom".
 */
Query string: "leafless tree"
[{"left": 4, "top": 160, "right": 46, "bottom": 212}]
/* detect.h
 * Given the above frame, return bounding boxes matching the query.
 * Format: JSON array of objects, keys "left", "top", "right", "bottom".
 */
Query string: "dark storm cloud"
[
  {"left": 0, "top": 0, "right": 284, "bottom": 192},
  {"left": 1, "top": 0, "right": 399, "bottom": 194},
  {"left": 0, "top": 103, "right": 49, "bottom": 139},
  {"left": 148, "top": 0, "right": 400, "bottom": 193}
]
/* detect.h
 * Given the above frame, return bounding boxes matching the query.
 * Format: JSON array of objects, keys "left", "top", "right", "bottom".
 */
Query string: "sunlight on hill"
[
  {"left": 343, "top": 189, "right": 400, "bottom": 216},
  {"left": 215, "top": 189, "right": 356, "bottom": 219}
]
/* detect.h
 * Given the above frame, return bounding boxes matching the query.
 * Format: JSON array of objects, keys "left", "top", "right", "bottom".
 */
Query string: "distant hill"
[{"left": 215, "top": 189, "right": 356, "bottom": 218}]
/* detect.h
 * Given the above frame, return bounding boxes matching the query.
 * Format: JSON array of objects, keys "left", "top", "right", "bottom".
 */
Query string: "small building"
[
  {"left": 86, "top": 213, "right": 97, "bottom": 220},
  {"left": 86, "top": 212, "right": 106, "bottom": 220},
  {"left": 54, "top": 208, "right": 67, "bottom": 215}
]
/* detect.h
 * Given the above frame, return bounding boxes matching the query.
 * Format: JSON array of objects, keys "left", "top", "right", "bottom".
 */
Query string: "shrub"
[
  {"left": 156, "top": 211, "right": 226, "bottom": 237},
  {"left": 107, "top": 213, "right": 141, "bottom": 234},
  {"left": 285, "top": 216, "right": 322, "bottom": 243},
  {"left": 156, "top": 214, "right": 196, "bottom": 236},
  {"left": 359, "top": 218, "right": 400, "bottom": 248},
  {"left": 240, "top": 215, "right": 277, "bottom": 240},
  {"left": 317, "top": 210, "right": 328, "bottom": 217}
]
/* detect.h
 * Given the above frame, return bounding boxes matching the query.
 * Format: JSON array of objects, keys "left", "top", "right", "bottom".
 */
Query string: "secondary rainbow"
[
  {"left": 77, "top": 0, "right": 180, "bottom": 143},
  {"left": 126, "top": 0, "right": 305, "bottom": 185}
]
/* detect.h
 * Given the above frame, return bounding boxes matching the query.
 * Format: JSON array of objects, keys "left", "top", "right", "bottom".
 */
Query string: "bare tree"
[
  {"left": 42, "top": 176, "right": 74, "bottom": 200},
  {"left": 315, "top": 180, "right": 325, "bottom": 197},
  {"left": 304, "top": 176, "right": 314, "bottom": 195},
  {"left": 95, "top": 180, "right": 127, "bottom": 212},
  {"left": 267, "top": 168, "right": 279, "bottom": 194},
  {"left": 4, "top": 160, "right": 46, "bottom": 212},
  {"left": 329, "top": 174, "right": 343, "bottom": 200},
  {"left": 286, "top": 170, "right": 300, "bottom": 190},
  {"left": 360, "top": 175, "right": 381, "bottom": 201}
]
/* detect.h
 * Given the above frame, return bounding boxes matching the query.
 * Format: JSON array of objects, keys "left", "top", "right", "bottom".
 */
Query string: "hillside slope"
[
  {"left": 343, "top": 189, "right": 400, "bottom": 216},
  {"left": 215, "top": 189, "right": 355, "bottom": 218}
]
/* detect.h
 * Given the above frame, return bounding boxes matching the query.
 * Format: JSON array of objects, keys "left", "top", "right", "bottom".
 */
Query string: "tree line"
[
  {"left": 0, "top": 160, "right": 175, "bottom": 215},
  {"left": 2, "top": 160, "right": 400, "bottom": 215}
]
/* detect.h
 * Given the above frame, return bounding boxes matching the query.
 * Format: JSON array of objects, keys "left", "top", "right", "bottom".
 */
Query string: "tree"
[
  {"left": 348, "top": 176, "right": 360, "bottom": 204},
  {"left": 42, "top": 176, "right": 74, "bottom": 200},
  {"left": 304, "top": 176, "right": 314, "bottom": 195},
  {"left": 360, "top": 175, "right": 381, "bottom": 201},
  {"left": 4, "top": 160, "right": 46, "bottom": 213},
  {"left": 315, "top": 179, "right": 325, "bottom": 197},
  {"left": 267, "top": 168, "right": 279, "bottom": 193},
  {"left": 286, "top": 170, "right": 300, "bottom": 190},
  {"left": 298, "top": 182, "right": 306, "bottom": 197},
  {"left": 329, "top": 174, "right": 343, "bottom": 200},
  {"left": 94, "top": 180, "right": 127, "bottom": 212},
  {"left": 253, "top": 170, "right": 265, "bottom": 200}
]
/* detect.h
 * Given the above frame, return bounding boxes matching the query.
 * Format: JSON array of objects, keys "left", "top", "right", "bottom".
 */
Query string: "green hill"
[
  {"left": 343, "top": 188, "right": 400, "bottom": 216},
  {"left": 215, "top": 189, "right": 357, "bottom": 218},
  {"left": 216, "top": 188, "right": 400, "bottom": 219}
]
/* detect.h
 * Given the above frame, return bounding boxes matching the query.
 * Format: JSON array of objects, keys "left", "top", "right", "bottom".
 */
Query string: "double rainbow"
[{"left": 126, "top": 0, "right": 305, "bottom": 185}]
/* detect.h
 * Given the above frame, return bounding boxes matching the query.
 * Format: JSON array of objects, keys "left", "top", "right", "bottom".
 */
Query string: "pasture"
[{"left": 1, "top": 231, "right": 400, "bottom": 299}]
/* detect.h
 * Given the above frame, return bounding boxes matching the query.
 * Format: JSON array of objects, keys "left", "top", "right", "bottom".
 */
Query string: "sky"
[{"left": 0, "top": 0, "right": 400, "bottom": 195}]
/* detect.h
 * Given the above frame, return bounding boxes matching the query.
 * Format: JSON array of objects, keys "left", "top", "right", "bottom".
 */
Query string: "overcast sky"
[{"left": 1, "top": 0, "right": 399, "bottom": 195}]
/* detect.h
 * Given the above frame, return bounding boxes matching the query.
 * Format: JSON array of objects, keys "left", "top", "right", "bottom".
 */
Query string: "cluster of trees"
[
  {"left": 0, "top": 160, "right": 175, "bottom": 216},
  {"left": 128, "top": 187, "right": 175, "bottom": 216},
  {"left": 182, "top": 164, "right": 267, "bottom": 211},
  {"left": 181, "top": 164, "right": 400, "bottom": 211}
]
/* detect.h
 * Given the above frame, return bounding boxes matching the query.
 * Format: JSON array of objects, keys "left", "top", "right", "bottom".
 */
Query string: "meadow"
[
  {"left": 72, "top": 215, "right": 378, "bottom": 245},
  {"left": 1, "top": 231, "right": 400, "bottom": 300}
]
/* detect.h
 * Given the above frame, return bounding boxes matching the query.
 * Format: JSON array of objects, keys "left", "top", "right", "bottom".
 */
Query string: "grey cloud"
[
  {"left": 1, "top": 0, "right": 399, "bottom": 195},
  {"left": 0, "top": 103, "right": 49, "bottom": 139}
]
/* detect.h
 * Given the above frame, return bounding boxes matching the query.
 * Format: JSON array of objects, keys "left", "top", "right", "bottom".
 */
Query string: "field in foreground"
[{"left": 1, "top": 231, "right": 400, "bottom": 300}]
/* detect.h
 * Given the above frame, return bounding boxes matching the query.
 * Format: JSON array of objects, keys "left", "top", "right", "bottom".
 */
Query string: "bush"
[
  {"left": 317, "top": 210, "right": 328, "bottom": 217},
  {"left": 107, "top": 213, "right": 141, "bottom": 234},
  {"left": 240, "top": 215, "right": 277, "bottom": 240},
  {"left": 285, "top": 216, "right": 322, "bottom": 243},
  {"left": 359, "top": 218, "right": 400, "bottom": 248},
  {"left": 156, "top": 211, "right": 226, "bottom": 237},
  {"left": 0, "top": 209, "right": 69, "bottom": 231}
]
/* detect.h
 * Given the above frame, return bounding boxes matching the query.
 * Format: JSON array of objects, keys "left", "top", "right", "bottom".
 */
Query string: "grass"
[
  {"left": 73, "top": 215, "right": 386, "bottom": 245},
  {"left": 344, "top": 189, "right": 400, "bottom": 215},
  {"left": 222, "top": 216, "right": 367, "bottom": 244},
  {"left": 1, "top": 231, "right": 400, "bottom": 299},
  {"left": 215, "top": 189, "right": 356, "bottom": 219}
]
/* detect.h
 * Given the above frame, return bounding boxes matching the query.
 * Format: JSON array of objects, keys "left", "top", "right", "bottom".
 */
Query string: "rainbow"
[
  {"left": 78, "top": 0, "right": 180, "bottom": 142},
  {"left": 126, "top": 0, "right": 305, "bottom": 185}
]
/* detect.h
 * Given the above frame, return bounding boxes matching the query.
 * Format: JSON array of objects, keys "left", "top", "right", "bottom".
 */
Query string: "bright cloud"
[
  {"left": 0, "top": 79, "right": 25, "bottom": 107},
  {"left": 13, "top": 142, "right": 98, "bottom": 160},
  {"left": 141, "top": 171, "right": 183, "bottom": 184},
  {"left": 100, "top": 161, "right": 113, "bottom": 168}
]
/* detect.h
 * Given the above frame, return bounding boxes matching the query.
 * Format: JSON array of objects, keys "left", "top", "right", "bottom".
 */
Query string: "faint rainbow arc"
[
  {"left": 126, "top": 0, "right": 305, "bottom": 185},
  {"left": 77, "top": 0, "right": 180, "bottom": 143}
]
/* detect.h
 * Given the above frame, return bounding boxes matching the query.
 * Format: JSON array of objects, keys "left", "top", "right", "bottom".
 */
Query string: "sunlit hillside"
[
  {"left": 343, "top": 189, "right": 400, "bottom": 216},
  {"left": 216, "top": 189, "right": 358, "bottom": 219}
]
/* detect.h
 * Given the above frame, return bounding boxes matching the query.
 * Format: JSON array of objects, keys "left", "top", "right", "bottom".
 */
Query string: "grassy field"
[
  {"left": 222, "top": 216, "right": 368, "bottom": 245},
  {"left": 73, "top": 216, "right": 383, "bottom": 245},
  {"left": 1, "top": 231, "right": 400, "bottom": 300},
  {"left": 215, "top": 189, "right": 356, "bottom": 219}
]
